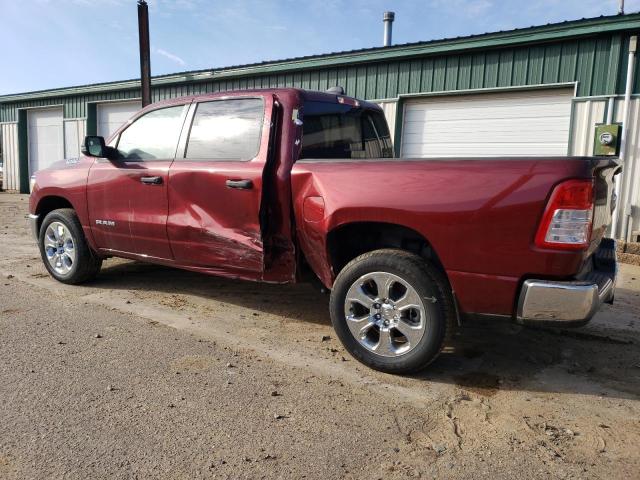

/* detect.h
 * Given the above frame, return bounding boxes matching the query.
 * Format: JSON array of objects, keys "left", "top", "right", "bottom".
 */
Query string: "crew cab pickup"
[{"left": 29, "top": 88, "right": 620, "bottom": 373}]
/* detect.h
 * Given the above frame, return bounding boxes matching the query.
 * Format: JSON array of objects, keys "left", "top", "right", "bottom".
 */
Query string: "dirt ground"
[{"left": 0, "top": 192, "right": 639, "bottom": 479}]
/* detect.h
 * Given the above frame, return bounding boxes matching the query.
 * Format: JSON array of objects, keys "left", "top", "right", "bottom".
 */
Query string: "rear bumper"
[{"left": 516, "top": 238, "right": 617, "bottom": 327}]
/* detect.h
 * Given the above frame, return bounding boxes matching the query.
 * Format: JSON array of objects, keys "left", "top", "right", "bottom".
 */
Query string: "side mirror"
[{"left": 82, "top": 136, "right": 113, "bottom": 158}]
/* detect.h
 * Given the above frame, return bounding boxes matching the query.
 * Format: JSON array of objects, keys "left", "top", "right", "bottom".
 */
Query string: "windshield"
[{"left": 300, "top": 101, "right": 393, "bottom": 160}]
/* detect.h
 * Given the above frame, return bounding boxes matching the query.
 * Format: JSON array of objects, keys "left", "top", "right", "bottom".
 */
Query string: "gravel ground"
[{"left": 1, "top": 193, "right": 639, "bottom": 479}]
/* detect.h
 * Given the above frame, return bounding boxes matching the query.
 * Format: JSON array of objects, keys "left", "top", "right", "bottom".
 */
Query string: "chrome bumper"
[
  {"left": 28, "top": 214, "right": 39, "bottom": 241},
  {"left": 516, "top": 238, "right": 617, "bottom": 327}
]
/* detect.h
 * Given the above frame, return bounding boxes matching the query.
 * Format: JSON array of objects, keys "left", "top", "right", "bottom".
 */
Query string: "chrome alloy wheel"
[
  {"left": 343, "top": 272, "right": 427, "bottom": 357},
  {"left": 43, "top": 221, "right": 76, "bottom": 276}
]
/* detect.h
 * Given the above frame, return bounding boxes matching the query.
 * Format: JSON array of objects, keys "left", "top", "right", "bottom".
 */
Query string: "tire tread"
[
  {"left": 39, "top": 208, "right": 102, "bottom": 284},
  {"left": 330, "top": 248, "right": 456, "bottom": 374}
]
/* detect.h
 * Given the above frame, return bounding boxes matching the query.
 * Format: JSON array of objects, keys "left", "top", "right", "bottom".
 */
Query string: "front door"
[
  {"left": 167, "top": 96, "right": 272, "bottom": 276},
  {"left": 87, "top": 102, "right": 189, "bottom": 259}
]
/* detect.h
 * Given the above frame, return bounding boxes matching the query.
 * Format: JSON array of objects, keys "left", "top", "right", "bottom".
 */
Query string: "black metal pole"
[{"left": 138, "top": 0, "right": 151, "bottom": 107}]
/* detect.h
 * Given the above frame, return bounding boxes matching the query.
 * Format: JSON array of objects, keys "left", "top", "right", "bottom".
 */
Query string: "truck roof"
[{"left": 145, "top": 87, "right": 382, "bottom": 112}]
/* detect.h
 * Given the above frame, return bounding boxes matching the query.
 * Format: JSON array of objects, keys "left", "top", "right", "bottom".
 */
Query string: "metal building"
[{"left": 1, "top": 13, "right": 639, "bottom": 239}]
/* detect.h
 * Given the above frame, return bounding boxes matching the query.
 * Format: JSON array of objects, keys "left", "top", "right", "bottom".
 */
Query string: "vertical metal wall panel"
[
  {"left": 635, "top": 45, "right": 640, "bottom": 93},
  {"left": 613, "top": 98, "right": 640, "bottom": 238},
  {"left": 484, "top": 51, "right": 500, "bottom": 88},
  {"left": 1, "top": 123, "right": 19, "bottom": 191},
  {"left": 543, "top": 44, "right": 561, "bottom": 84},
  {"left": 387, "top": 62, "right": 399, "bottom": 98},
  {"left": 512, "top": 47, "right": 529, "bottom": 85},
  {"left": 309, "top": 70, "right": 320, "bottom": 91},
  {"left": 433, "top": 57, "right": 447, "bottom": 91},
  {"left": 398, "top": 61, "right": 410, "bottom": 95},
  {"left": 317, "top": 69, "right": 327, "bottom": 93},
  {"left": 376, "top": 63, "right": 388, "bottom": 98},
  {"left": 570, "top": 99, "right": 606, "bottom": 155},
  {"left": 0, "top": 105, "right": 16, "bottom": 123},
  {"left": 528, "top": 46, "right": 545, "bottom": 85},
  {"left": 576, "top": 39, "right": 596, "bottom": 96},
  {"left": 364, "top": 65, "right": 377, "bottom": 99},
  {"left": 470, "top": 53, "right": 485, "bottom": 89},
  {"left": 592, "top": 37, "right": 612, "bottom": 95},
  {"left": 420, "top": 58, "right": 434, "bottom": 92},
  {"left": 445, "top": 56, "right": 459, "bottom": 91},
  {"left": 408, "top": 60, "right": 422, "bottom": 94},
  {"left": 63, "top": 119, "right": 86, "bottom": 159},
  {"left": 498, "top": 50, "right": 513, "bottom": 87},
  {"left": 376, "top": 101, "right": 397, "bottom": 143},
  {"left": 605, "top": 36, "right": 621, "bottom": 93},
  {"left": 355, "top": 66, "right": 366, "bottom": 98},
  {"left": 344, "top": 68, "right": 355, "bottom": 95},
  {"left": 335, "top": 68, "right": 346, "bottom": 93},
  {"left": 559, "top": 41, "right": 578, "bottom": 83},
  {"left": 457, "top": 54, "right": 472, "bottom": 90}
]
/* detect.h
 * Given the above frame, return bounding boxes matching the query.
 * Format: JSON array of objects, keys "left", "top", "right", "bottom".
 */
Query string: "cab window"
[
  {"left": 183, "top": 98, "right": 264, "bottom": 161},
  {"left": 300, "top": 102, "right": 393, "bottom": 160},
  {"left": 116, "top": 105, "right": 187, "bottom": 161}
]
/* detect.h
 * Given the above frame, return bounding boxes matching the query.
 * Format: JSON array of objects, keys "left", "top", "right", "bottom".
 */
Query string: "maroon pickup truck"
[{"left": 29, "top": 88, "right": 619, "bottom": 373}]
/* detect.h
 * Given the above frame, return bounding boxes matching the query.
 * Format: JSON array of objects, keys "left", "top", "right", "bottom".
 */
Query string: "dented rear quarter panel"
[{"left": 291, "top": 157, "right": 600, "bottom": 316}]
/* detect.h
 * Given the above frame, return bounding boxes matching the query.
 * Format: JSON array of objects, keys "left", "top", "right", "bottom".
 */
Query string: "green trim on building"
[
  {"left": 393, "top": 98, "right": 405, "bottom": 157},
  {"left": 86, "top": 103, "right": 97, "bottom": 136},
  {"left": 17, "top": 110, "right": 28, "bottom": 194}
]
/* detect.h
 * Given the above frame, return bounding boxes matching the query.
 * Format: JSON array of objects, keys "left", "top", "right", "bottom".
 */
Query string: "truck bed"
[{"left": 291, "top": 156, "right": 619, "bottom": 316}]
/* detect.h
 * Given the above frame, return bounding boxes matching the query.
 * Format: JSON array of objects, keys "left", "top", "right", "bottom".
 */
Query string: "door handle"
[
  {"left": 225, "top": 179, "right": 253, "bottom": 190},
  {"left": 140, "top": 176, "right": 163, "bottom": 185}
]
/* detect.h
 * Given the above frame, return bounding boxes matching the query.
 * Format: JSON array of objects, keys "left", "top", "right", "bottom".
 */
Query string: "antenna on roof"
[{"left": 326, "top": 86, "right": 344, "bottom": 95}]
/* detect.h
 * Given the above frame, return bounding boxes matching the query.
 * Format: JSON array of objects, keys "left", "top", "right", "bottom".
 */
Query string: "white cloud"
[{"left": 155, "top": 48, "right": 186, "bottom": 66}]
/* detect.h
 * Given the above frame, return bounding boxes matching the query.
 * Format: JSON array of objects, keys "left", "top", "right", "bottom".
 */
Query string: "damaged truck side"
[{"left": 29, "top": 88, "right": 620, "bottom": 373}]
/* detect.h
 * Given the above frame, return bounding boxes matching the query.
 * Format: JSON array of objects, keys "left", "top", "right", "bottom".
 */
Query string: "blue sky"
[{"left": 1, "top": 0, "right": 639, "bottom": 95}]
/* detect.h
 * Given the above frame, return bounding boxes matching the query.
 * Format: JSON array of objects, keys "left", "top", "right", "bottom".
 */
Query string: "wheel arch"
[
  {"left": 34, "top": 195, "right": 75, "bottom": 232},
  {"left": 326, "top": 221, "right": 448, "bottom": 280}
]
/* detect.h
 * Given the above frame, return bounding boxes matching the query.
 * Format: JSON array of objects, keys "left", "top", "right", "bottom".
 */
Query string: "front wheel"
[
  {"left": 38, "top": 208, "right": 102, "bottom": 284},
  {"left": 329, "top": 249, "right": 455, "bottom": 374}
]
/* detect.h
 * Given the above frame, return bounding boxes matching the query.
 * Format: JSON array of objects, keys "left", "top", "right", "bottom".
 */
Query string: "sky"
[{"left": 1, "top": 0, "right": 639, "bottom": 95}]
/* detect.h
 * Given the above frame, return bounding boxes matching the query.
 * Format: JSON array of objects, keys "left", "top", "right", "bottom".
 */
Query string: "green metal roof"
[{"left": 1, "top": 12, "right": 640, "bottom": 103}]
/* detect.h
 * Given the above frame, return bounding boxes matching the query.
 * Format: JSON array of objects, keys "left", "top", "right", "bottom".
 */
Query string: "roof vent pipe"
[{"left": 383, "top": 11, "right": 395, "bottom": 47}]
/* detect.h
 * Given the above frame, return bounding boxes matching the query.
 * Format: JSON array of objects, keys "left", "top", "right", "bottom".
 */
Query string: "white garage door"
[
  {"left": 401, "top": 88, "right": 573, "bottom": 157},
  {"left": 28, "top": 108, "right": 64, "bottom": 175},
  {"left": 97, "top": 101, "right": 141, "bottom": 140}
]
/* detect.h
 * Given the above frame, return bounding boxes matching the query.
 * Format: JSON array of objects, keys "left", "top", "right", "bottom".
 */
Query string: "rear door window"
[
  {"left": 300, "top": 102, "right": 393, "bottom": 160},
  {"left": 183, "top": 98, "right": 264, "bottom": 161}
]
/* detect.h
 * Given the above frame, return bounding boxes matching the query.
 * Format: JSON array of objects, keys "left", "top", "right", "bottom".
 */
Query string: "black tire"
[
  {"left": 38, "top": 208, "right": 102, "bottom": 284},
  {"left": 329, "top": 249, "right": 455, "bottom": 374}
]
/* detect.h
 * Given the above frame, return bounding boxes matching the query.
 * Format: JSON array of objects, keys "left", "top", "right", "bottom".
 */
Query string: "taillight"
[{"left": 534, "top": 179, "right": 594, "bottom": 251}]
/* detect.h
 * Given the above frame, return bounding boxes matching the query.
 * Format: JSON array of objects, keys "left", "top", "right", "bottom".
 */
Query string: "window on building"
[
  {"left": 183, "top": 98, "right": 264, "bottom": 161},
  {"left": 116, "top": 105, "right": 187, "bottom": 160},
  {"left": 300, "top": 102, "right": 393, "bottom": 160}
]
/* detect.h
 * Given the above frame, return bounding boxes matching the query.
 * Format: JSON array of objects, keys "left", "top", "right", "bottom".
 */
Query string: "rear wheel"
[
  {"left": 38, "top": 208, "right": 102, "bottom": 284},
  {"left": 329, "top": 249, "right": 455, "bottom": 374}
]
